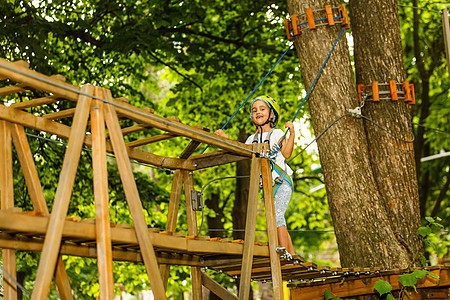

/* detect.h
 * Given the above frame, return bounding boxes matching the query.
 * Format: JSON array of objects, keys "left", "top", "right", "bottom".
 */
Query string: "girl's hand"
[
  {"left": 285, "top": 121, "right": 294, "bottom": 133},
  {"left": 214, "top": 129, "right": 229, "bottom": 139}
]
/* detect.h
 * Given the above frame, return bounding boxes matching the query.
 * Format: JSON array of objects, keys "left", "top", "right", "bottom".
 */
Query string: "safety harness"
[{"left": 252, "top": 129, "right": 293, "bottom": 195}]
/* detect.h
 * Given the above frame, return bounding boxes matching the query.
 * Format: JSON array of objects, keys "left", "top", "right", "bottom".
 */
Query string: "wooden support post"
[
  {"left": 183, "top": 170, "right": 202, "bottom": 300},
  {"left": 31, "top": 85, "right": 93, "bottom": 300},
  {"left": 201, "top": 271, "right": 238, "bottom": 300},
  {"left": 91, "top": 88, "right": 114, "bottom": 299},
  {"left": 0, "top": 120, "right": 17, "bottom": 300},
  {"left": 103, "top": 89, "right": 167, "bottom": 300},
  {"left": 238, "top": 145, "right": 262, "bottom": 300},
  {"left": 261, "top": 156, "right": 284, "bottom": 300},
  {"left": 11, "top": 123, "right": 74, "bottom": 300},
  {"left": 160, "top": 169, "right": 183, "bottom": 286},
  {"left": 442, "top": 9, "right": 450, "bottom": 78}
]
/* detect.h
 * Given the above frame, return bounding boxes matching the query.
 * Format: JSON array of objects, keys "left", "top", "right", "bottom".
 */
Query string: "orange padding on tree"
[
  {"left": 325, "top": 5, "right": 334, "bottom": 26},
  {"left": 372, "top": 81, "right": 380, "bottom": 101},
  {"left": 339, "top": 4, "right": 350, "bottom": 29},
  {"left": 306, "top": 8, "right": 316, "bottom": 30},
  {"left": 389, "top": 80, "right": 398, "bottom": 101}
]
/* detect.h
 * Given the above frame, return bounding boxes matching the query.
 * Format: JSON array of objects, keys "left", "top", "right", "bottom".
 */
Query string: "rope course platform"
[{"left": 0, "top": 60, "right": 447, "bottom": 300}]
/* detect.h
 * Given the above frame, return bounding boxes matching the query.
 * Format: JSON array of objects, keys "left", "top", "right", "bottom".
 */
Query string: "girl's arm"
[{"left": 279, "top": 122, "right": 295, "bottom": 159}]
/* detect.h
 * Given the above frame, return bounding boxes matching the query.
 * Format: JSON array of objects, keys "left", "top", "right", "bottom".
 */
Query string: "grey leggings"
[{"left": 274, "top": 180, "right": 293, "bottom": 227}]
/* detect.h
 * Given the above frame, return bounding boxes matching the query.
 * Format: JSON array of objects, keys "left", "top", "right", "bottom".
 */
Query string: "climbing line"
[
  {"left": 398, "top": 4, "right": 442, "bottom": 13},
  {"left": 200, "top": 43, "right": 294, "bottom": 154},
  {"left": 197, "top": 175, "right": 250, "bottom": 235},
  {"left": 25, "top": 132, "right": 175, "bottom": 174},
  {"left": 287, "top": 113, "right": 350, "bottom": 164},
  {"left": 273, "top": 25, "right": 347, "bottom": 156},
  {"left": 0, "top": 263, "right": 31, "bottom": 297},
  {"left": 413, "top": 122, "right": 450, "bottom": 135},
  {"left": 0, "top": 61, "right": 257, "bottom": 157}
]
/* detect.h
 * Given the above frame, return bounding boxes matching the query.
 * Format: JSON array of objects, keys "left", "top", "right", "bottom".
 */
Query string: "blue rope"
[
  {"left": 272, "top": 25, "right": 347, "bottom": 156},
  {"left": 200, "top": 43, "right": 294, "bottom": 154}
]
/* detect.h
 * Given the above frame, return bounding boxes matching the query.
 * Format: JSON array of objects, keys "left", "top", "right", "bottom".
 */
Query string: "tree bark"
[
  {"left": 349, "top": 0, "right": 423, "bottom": 264},
  {"left": 286, "top": 0, "right": 420, "bottom": 269}
]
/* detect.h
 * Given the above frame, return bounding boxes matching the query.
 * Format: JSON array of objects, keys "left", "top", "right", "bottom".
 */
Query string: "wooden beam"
[
  {"left": 189, "top": 151, "right": 249, "bottom": 170},
  {"left": 103, "top": 89, "right": 167, "bottom": 299},
  {"left": 261, "top": 156, "right": 283, "bottom": 300},
  {"left": 0, "top": 211, "right": 270, "bottom": 256},
  {"left": 160, "top": 169, "right": 184, "bottom": 286},
  {"left": 179, "top": 127, "right": 210, "bottom": 159},
  {"left": 42, "top": 108, "right": 76, "bottom": 120},
  {"left": 126, "top": 133, "right": 178, "bottom": 148},
  {"left": 201, "top": 272, "right": 238, "bottom": 300},
  {"left": 10, "top": 95, "right": 60, "bottom": 110},
  {"left": 239, "top": 145, "right": 262, "bottom": 300},
  {"left": 0, "top": 104, "right": 196, "bottom": 170},
  {"left": 290, "top": 267, "right": 450, "bottom": 299},
  {"left": 183, "top": 170, "right": 202, "bottom": 300},
  {"left": 11, "top": 124, "right": 48, "bottom": 213},
  {"left": 0, "top": 60, "right": 29, "bottom": 80},
  {"left": 91, "top": 89, "right": 114, "bottom": 299},
  {"left": 443, "top": 9, "right": 450, "bottom": 78},
  {"left": 11, "top": 123, "right": 74, "bottom": 299},
  {"left": 0, "top": 234, "right": 204, "bottom": 266},
  {"left": 115, "top": 106, "right": 253, "bottom": 157},
  {"left": 0, "top": 120, "right": 18, "bottom": 300},
  {"left": 31, "top": 85, "right": 93, "bottom": 300}
]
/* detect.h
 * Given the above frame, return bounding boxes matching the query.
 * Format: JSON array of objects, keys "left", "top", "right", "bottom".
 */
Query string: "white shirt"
[{"left": 245, "top": 129, "right": 294, "bottom": 182}]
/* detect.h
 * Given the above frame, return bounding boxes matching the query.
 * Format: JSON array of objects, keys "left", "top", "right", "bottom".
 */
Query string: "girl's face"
[{"left": 251, "top": 100, "right": 272, "bottom": 126}]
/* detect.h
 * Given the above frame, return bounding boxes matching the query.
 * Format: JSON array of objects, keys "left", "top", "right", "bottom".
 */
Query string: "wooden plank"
[
  {"left": 126, "top": 133, "right": 178, "bottom": 148},
  {"left": 0, "top": 234, "right": 204, "bottom": 266},
  {"left": 11, "top": 124, "right": 48, "bottom": 213},
  {"left": 189, "top": 151, "right": 250, "bottom": 170},
  {"left": 11, "top": 95, "right": 60, "bottom": 110},
  {"left": 42, "top": 108, "right": 76, "bottom": 120},
  {"left": 0, "top": 120, "right": 17, "bottom": 299},
  {"left": 239, "top": 145, "right": 262, "bottom": 300},
  {"left": 31, "top": 85, "right": 93, "bottom": 300},
  {"left": 11, "top": 123, "right": 74, "bottom": 299},
  {"left": 0, "top": 104, "right": 196, "bottom": 170},
  {"left": 290, "top": 267, "right": 450, "bottom": 299},
  {"left": 115, "top": 105, "right": 253, "bottom": 157},
  {"left": 179, "top": 127, "right": 210, "bottom": 159},
  {"left": 160, "top": 169, "right": 184, "bottom": 286},
  {"left": 0, "top": 84, "right": 28, "bottom": 96},
  {"left": 0, "top": 60, "right": 29, "bottom": 80},
  {"left": 0, "top": 211, "right": 270, "bottom": 256},
  {"left": 261, "top": 156, "right": 283, "bottom": 300},
  {"left": 183, "top": 170, "right": 202, "bottom": 300},
  {"left": 91, "top": 89, "right": 114, "bottom": 299},
  {"left": 201, "top": 272, "right": 238, "bottom": 300},
  {"left": 0, "top": 58, "right": 80, "bottom": 99},
  {"left": 103, "top": 89, "right": 167, "bottom": 299}
]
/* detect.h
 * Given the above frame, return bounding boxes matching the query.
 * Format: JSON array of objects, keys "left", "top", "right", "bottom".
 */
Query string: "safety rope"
[
  {"left": 0, "top": 61, "right": 257, "bottom": 157},
  {"left": 0, "top": 263, "right": 31, "bottom": 297},
  {"left": 271, "top": 25, "right": 347, "bottom": 158},
  {"left": 197, "top": 175, "right": 250, "bottom": 235},
  {"left": 200, "top": 43, "right": 294, "bottom": 154}
]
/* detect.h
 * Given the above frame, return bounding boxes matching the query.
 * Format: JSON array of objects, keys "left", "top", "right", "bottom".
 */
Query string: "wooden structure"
[
  {"left": 0, "top": 58, "right": 299, "bottom": 299},
  {"left": 289, "top": 265, "right": 450, "bottom": 300}
]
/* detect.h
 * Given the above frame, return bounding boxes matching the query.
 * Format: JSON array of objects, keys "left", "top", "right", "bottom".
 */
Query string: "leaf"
[
  {"left": 420, "top": 253, "right": 427, "bottom": 268},
  {"left": 425, "top": 216, "right": 435, "bottom": 223},
  {"left": 418, "top": 226, "right": 432, "bottom": 236},
  {"left": 427, "top": 271, "right": 439, "bottom": 279},
  {"left": 411, "top": 269, "right": 428, "bottom": 279},
  {"left": 386, "top": 294, "right": 396, "bottom": 300},
  {"left": 374, "top": 279, "right": 392, "bottom": 295},
  {"left": 324, "top": 290, "right": 333, "bottom": 300},
  {"left": 399, "top": 273, "right": 418, "bottom": 292}
]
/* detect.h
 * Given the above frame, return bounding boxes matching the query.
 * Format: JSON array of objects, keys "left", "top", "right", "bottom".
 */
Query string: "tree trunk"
[
  {"left": 349, "top": 0, "right": 423, "bottom": 264},
  {"left": 286, "top": 0, "right": 420, "bottom": 269}
]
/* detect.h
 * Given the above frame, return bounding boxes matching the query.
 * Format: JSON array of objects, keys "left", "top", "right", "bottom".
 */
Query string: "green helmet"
[{"left": 250, "top": 95, "right": 280, "bottom": 126}]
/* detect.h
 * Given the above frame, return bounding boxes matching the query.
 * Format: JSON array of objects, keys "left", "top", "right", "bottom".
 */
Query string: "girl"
[{"left": 215, "top": 95, "right": 296, "bottom": 255}]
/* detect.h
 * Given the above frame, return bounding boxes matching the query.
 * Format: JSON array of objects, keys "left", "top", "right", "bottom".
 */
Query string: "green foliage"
[{"left": 374, "top": 279, "right": 392, "bottom": 295}]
